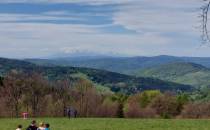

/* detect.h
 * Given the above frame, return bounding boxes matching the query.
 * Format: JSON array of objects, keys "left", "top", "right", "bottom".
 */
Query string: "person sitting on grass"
[
  {"left": 37, "top": 122, "right": 45, "bottom": 130},
  {"left": 26, "top": 120, "right": 37, "bottom": 130},
  {"left": 44, "top": 123, "right": 50, "bottom": 130},
  {"left": 16, "top": 125, "right": 22, "bottom": 130}
]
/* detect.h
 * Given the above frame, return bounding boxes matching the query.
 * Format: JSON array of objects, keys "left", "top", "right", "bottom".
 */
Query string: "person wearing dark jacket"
[{"left": 26, "top": 120, "right": 38, "bottom": 130}]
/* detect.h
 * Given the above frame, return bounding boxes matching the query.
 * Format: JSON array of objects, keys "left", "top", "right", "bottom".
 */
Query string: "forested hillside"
[
  {"left": 26, "top": 55, "right": 210, "bottom": 75},
  {"left": 26, "top": 55, "right": 182, "bottom": 74},
  {"left": 136, "top": 62, "right": 210, "bottom": 88},
  {"left": 0, "top": 58, "right": 192, "bottom": 94}
]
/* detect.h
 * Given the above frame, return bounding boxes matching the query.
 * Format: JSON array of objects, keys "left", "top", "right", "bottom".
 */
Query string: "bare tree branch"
[{"left": 201, "top": 0, "right": 210, "bottom": 43}]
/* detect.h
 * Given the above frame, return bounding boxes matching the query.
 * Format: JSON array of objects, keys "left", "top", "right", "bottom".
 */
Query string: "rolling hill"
[
  {"left": 135, "top": 62, "right": 210, "bottom": 88},
  {"left": 0, "top": 58, "right": 192, "bottom": 94},
  {"left": 26, "top": 55, "right": 210, "bottom": 75}
]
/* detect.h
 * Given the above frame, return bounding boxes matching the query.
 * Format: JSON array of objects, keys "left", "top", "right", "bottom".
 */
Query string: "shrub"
[
  {"left": 181, "top": 102, "right": 210, "bottom": 119},
  {"left": 124, "top": 95, "right": 156, "bottom": 118},
  {"left": 150, "top": 93, "right": 179, "bottom": 118}
]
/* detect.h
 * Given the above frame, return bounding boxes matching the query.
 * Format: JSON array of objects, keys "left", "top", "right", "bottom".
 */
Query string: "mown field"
[{"left": 1, "top": 118, "right": 210, "bottom": 130}]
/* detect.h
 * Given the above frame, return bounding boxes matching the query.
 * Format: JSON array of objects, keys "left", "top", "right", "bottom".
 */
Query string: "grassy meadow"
[{"left": 1, "top": 118, "right": 210, "bottom": 130}]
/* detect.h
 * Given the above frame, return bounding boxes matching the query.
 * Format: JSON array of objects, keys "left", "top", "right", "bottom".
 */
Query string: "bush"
[
  {"left": 124, "top": 95, "right": 156, "bottom": 118},
  {"left": 181, "top": 102, "right": 210, "bottom": 119},
  {"left": 150, "top": 93, "right": 179, "bottom": 118},
  {"left": 96, "top": 100, "right": 119, "bottom": 117}
]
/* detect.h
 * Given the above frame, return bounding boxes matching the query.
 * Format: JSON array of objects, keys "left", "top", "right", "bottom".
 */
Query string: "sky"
[{"left": 0, "top": 0, "right": 209, "bottom": 58}]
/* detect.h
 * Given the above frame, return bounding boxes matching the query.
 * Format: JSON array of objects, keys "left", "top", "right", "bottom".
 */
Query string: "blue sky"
[{"left": 0, "top": 0, "right": 209, "bottom": 58}]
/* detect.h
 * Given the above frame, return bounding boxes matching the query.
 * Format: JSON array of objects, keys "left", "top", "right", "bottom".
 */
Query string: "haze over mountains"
[
  {"left": 26, "top": 55, "right": 210, "bottom": 73},
  {"left": 1, "top": 54, "right": 210, "bottom": 93},
  {"left": 25, "top": 55, "right": 210, "bottom": 89},
  {"left": 0, "top": 57, "right": 192, "bottom": 94}
]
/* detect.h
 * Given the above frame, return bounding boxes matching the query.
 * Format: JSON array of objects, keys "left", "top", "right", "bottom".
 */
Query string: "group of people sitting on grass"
[{"left": 16, "top": 120, "right": 50, "bottom": 130}]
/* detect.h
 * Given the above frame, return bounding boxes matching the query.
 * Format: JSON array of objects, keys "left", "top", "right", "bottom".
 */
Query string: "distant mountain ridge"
[
  {"left": 0, "top": 57, "right": 192, "bottom": 94},
  {"left": 26, "top": 55, "right": 210, "bottom": 75},
  {"left": 25, "top": 55, "right": 210, "bottom": 88}
]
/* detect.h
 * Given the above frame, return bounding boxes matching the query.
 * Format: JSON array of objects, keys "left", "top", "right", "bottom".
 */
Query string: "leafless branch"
[{"left": 201, "top": 0, "right": 210, "bottom": 43}]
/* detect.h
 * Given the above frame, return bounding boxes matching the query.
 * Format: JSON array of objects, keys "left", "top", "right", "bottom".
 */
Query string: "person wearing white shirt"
[
  {"left": 37, "top": 122, "right": 45, "bottom": 130},
  {"left": 16, "top": 125, "right": 22, "bottom": 130}
]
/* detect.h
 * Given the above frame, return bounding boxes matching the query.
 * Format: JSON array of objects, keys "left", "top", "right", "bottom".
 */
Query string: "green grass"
[{"left": 2, "top": 118, "right": 210, "bottom": 130}]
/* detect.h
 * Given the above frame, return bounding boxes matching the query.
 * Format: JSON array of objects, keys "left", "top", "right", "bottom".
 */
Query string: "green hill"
[
  {"left": 26, "top": 55, "right": 210, "bottom": 75},
  {"left": 136, "top": 62, "right": 210, "bottom": 88},
  {"left": 0, "top": 58, "right": 192, "bottom": 94},
  {"left": 25, "top": 55, "right": 183, "bottom": 74}
]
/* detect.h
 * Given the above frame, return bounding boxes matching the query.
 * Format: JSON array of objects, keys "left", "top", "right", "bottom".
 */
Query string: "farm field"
[{"left": 1, "top": 118, "right": 210, "bottom": 130}]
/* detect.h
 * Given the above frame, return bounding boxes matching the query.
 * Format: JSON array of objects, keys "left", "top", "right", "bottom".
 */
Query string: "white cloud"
[
  {"left": 0, "top": 0, "right": 208, "bottom": 58},
  {"left": 0, "top": 21, "right": 173, "bottom": 58},
  {"left": 0, "top": 0, "right": 204, "bottom": 6},
  {"left": 113, "top": 0, "right": 201, "bottom": 34},
  {"left": 0, "top": 13, "right": 83, "bottom": 22},
  {"left": 0, "top": 0, "right": 132, "bottom": 4}
]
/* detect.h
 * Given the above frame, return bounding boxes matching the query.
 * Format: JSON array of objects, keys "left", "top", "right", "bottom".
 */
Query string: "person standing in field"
[
  {"left": 37, "top": 122, "right": 45, "bottom": 130},
  {"left": 16, "top": 125, "right": 22, "bottom": 130},
  {"left": 26, "top": 120, "right": 38, "bottom": 130},
  {"left": 67, "top": 108, "right": 71, "bottom": 118},
  {"left": 67, "top": 107, "right": 78, "bottom": 118},
  {"left": 74, "top": 109, "right": 77, "bottom": 118}
]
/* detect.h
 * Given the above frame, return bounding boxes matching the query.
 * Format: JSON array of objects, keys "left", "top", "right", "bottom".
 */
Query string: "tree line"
[{"left": 0, "top": 71, "right": 210, "bottom": 119}]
